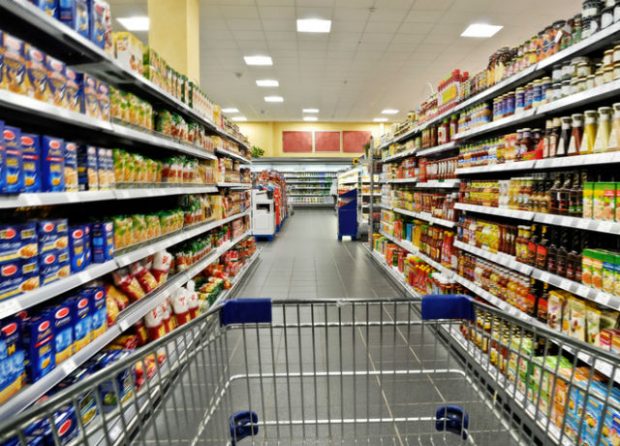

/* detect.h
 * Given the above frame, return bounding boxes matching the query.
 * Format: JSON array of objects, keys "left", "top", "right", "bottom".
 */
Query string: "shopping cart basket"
[{"left": 1, "top": 295, "right": 619, "bottom": 446}]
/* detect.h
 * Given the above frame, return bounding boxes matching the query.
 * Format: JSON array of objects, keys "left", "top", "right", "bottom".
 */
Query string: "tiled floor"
[{"left": 233, "top": 209, "right": 401, "bottom": 300}]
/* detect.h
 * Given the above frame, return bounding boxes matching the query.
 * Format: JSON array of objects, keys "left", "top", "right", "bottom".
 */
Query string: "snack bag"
[
  {"left": 187, "top": 280, "right": 200, "bottom": 319},
  {"left": 171, "top": 288, "right": 190, "bottom": 326},
  {"left": 151, "top": 251, "right": 172, "bottom": 284},
  {"left": 144, "top": 304, "right": 165, "bottom": 341},
  {"left": 128, "top": 261, "right": 158, "bottom": 293},
  {"left": 112, "top": 267, "right": 145, "bottom": 301}
]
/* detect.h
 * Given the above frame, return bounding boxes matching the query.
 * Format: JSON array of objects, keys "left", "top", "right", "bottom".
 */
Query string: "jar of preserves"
[
  {"left": 602, "top": 5, "right": 615, "bottom": 28},
  {"left": 586, "top": 74, "right": 596, "bottom": 89}
]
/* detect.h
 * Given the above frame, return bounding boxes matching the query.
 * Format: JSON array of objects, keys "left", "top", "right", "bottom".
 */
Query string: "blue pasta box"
[
  {"left": 30, "top": 0, "right": 58, "bottom": 18},
  {"left": 0, "top": 260, "right": 24, "bottom": 301},
  {"left": 65, "top": 68, "right": 83, "bottom": 114},
  {"left": 82, "top": 73, "right": 99, "bottom": 119},
  {"left": 0, "top": 224, "right": 22, "bottom": 263},
  {"left": 68, "top": 224, "right": 89, "bottom": 273},
  {"left": 24, "top": 44, "right": 49, "bottom": 103},
  {"left": 77, "top": 145, "right": 98, "bottom": 190},
  {"left": 95, "top": 350, "right": 133, "bottom": 411},
  {"left": 30, "top": 406, "right": 79, "bottom": 445},
  {"left": 51, "top": 302, "right": 73, "bottom": 364},
  {"left": 57, "top": 246, "right": 70, "bottom": 281},
  {"left": 69, "top": 293, "right": 91, "bottom": 352},
  {"left": 21, "top": 311, "right": 55, "bottom": 382},
  {"left": 45, "top": 55, "right": 67, "bottom": 109},
  {"left": 1, "top": 317, "right": 22, "bottom": 358},
  {"left": 21, "top": 133, "right": 41, "bottom": 193},
  {"left": 83, "top": 224, "right": 92, "bottom": 264},
  {"left": 54, "top": 366, "right": 98, "bottom": 427},
  {"left": 2, "top": 126, "right": 24, "bottom": 194},
  {"left": 38, "top": 250, "right": 61, "bottom": 286},
  {"left": 60, "top": 0, "right": 89, "bottom": 39},
  {"left": 0, "top": 120, "right": 5, "bottom": 192},
  {"left": 21, "top": 257, "right": 40, "bottom": 293},
  {"left": 91, "top": 221, "right": 113, "bottom": 262},
  {"left": 64, "top": 141, "right": 78, "bottom": 192},
  {"left": 85, "top": 286, "right": 106, "bottom": 338},
  {"left": 37, "top": 218, "right": 68, "bottom": 255},
  {"left": 0, "top": 350, "right": 25, "bottom": 405},
  {"left": 3, "top": 33, "right": 27, "bottom": 96},
  {"left": 41, "top": 136, "right": 65, "bottom": 192},
  {"left": 89, "top": 0, "right": 110, "bottom": 50}
]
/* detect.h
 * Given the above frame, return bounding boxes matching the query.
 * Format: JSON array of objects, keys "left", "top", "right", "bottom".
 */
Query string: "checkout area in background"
[{"left": 252, "top": 171, "right": 288, "bottom": 241}]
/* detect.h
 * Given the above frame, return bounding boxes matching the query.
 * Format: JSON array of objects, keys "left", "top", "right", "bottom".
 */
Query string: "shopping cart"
[{"left": 1, "top": 296, "right": 619, "bottom": 446}]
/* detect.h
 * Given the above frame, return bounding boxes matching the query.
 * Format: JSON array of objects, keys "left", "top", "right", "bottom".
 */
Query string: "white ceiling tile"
[
  {"left": 258, "top": 6, "right": 296, "bottom": 19},
  {"left": 226, "top": 18, "right": 264, "bottom": 30},
  {"left": 404, "top": 9, "right": 444, "bottom": 23},
  {"left": 232, "top": 30, "right": 266, "bottom": 40},
  {"left": 361, "top": 32, "right": 395, "bottom": 43},
  {"left": 333, "top": 8, "right": 370, "bottom": 21},
  {"left": 261, "top": 19, "right": 297, "bottom": 31},
  {"left": 218, "top": 5, "right": 259, "bottom": 18}
]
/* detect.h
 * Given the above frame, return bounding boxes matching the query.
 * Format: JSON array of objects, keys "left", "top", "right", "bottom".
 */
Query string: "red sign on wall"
[
  {"left": 343, "top": 131, "right": 371, "bottom": 153},
  {"left": 283, "top": 131, "right": 313, "bottom": 153},
  {"left": 315, "top": 131, "right": 341, "bottom": 152}
]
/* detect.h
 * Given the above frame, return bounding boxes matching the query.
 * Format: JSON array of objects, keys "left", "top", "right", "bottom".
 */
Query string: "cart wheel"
[
  {"left": 435, "top": 405, "right": 468, "bottom": 440},
  {"left": 229, "top": 410, "right": 259, "bottom": 445}
]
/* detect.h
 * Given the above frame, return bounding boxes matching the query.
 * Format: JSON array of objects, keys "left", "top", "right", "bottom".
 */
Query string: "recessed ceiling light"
[
  {"left": 256, "top": 79, "right": 279, "bottom": 87},
  {"left": 303, "top": 116, "right": 318, "bottom": 122},
  {"left": 461, "top": 23, "right": 503, "bottom": 38},
  {"left": 374, "top": 118, "right": 389, "bottom": 122},
  {"left": 382, "top": 109, "right": 399, "bottom": 115},
  {"left": 244, "top": 55, "right": 273, "bottom": 66},
  {"left": 265, "top": 96, "right": 284, "bottom": 103},
  {"left": 222, "top": 108, "right": 239, "bottom": 113},
  {"left": 232, "top": 116, "right": 247, "bottom": 122},
  {"left": 297, "top": 18, "right": 332, "bottom": 33},
  {"left": 117, "top": 16, "right": 150, "bottom": 31},
  {"left": 303, "top": 108, "right": 319, "bottom": 113}
]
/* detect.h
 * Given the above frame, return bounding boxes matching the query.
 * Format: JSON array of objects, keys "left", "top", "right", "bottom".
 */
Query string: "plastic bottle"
[
  {"left": 607, "top": 103, "right": 620, "bottom": 151},
  {"left": 581, "top": 110, "right": 598, "bottom": 154},
  {"left": 568, "top": 113, "right": 583, "bottom": 156},
  {"left": 594, "top": 106, "right": 612, "bottom": 152}
]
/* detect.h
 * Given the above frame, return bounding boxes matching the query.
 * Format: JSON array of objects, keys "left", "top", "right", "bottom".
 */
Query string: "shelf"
[
  {"left": 0, "top": 186, "right": 219, "bottom": 209},
  {"left": 210, "top": 249, "right": 262, "bottom": 308},
  {"left": 216, "top": 182, "right": 252, "bottom": 189},
  {"left": 386, "top": 178, "right": 417, "bottom": 184},
  {"left": 0, "top": 229, "right": 252, "bottom": 420},
  {"left": 392, "top": 207, "right": 456, "bottom": 228},
  {"left": 379, "top": 230, "right": 454, "bottom": 277},
  {"left": 453, "top": 240, "right": 533, "bottom": 275},
  {"left": 0, "top": 90, "right": 218, "bottom": 162},
  {"left": 414, "top": 179, "right": 460, "bottom": 189},
  {"left": 456, "top": 160, "right": 536, "bottom": 175},
  {"left": 454, "top": 109, "right": 538, "bottom": 141},
  {"left": 535, "top": 151, "right": 620, "bottom": 169},
  {"left": 288, "top": 194, "right": 330, "bottom": 197},
  {"left": 215, "top": 147, "right": 251, "bottom": 164},
  {"left": 382, "top": 147, "right": 417, "bottom": 163},
  {"left": 367, "top": 248, "right": 422, "bottom": 298},
  {"left": 0, "top": 211, "right": 250, "bottom": 319},
  {"left": 455, "top": 203, "right": 535, "bottom": 220},
  {"left": 416, "top": 141, "right": 458, "bottom": 157},
  {"left": 0, "top": 0, "right": 249, "bottom": 151}
]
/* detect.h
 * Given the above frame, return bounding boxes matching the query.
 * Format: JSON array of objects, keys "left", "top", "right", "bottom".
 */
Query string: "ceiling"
[{"left": 110, "top": 0, "right": 582, "bottom": 123}]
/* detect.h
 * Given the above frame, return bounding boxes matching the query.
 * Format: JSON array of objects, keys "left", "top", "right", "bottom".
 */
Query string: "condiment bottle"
[
  {"left": 547, "top": 230, "right": 558, "bottom": 274},
  {"left": 542, "top": 120, "right": 552, "bottom": 158},
  {"left": 558, "top": 172, "right": 572, "bottom": 215},
  {"left": 557, "top": 116, "right": 572, "bottom": 157},
  {"left": 594, "top": 106, "right": 612, "bottom": 152},
  {"left": 550, "top": 173, "right": 563, "bottom": 214},
  {"left": 549, "top": 117, "right": 561, "bottom": 158},
  {"left": 607, "top": 102, "right": 620, "bottom": 151},
  {"left": 580, "top": 109, "right": 598, "bottom": 154},
  {"left": 536, "top": 225, "right": 550, "bottom": 270},
  {"left": 569, "top": 171, "right": 583, "bottom": 217},
  {"left": 568, "top": 113, "right": 584, "bottom": 155}
]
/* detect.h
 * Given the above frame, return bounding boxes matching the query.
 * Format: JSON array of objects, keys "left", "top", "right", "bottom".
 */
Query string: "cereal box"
[
  {"left": 31, "top": 0, "right": 58, "bottom": 18},
  {"left": 89, "top": 0, "right": 111, "bottom": 50},
  {"left": 78, "top": 145, "right": 98, "bottom": 190},
  {"left": 583, "top": 182, "right": 594, "bottom": 219},
  {"left": 69, "top": 293, "right": 92, "bottom": 351},
  {"left": 60, "top": 0, "right": 89, "bottom": 39},
  {"left": 3, "top": 33, "right": 26, "bottom": 95},
  {"left": 68, "top": 224, "right": 89, "bottom": 273},
  {"left": 41, "top": 136, "right": 65, "bottom": 192},
  {"left": 64, "top": 141, "right": 78, "bottom": 192},
  {"left": 52, "top": 302, "right": 73, "bottom": 364},
  {"left": 2, "top": 126, "right": 23, "bottom": 193},
  {"left": 97, "top": 80, "right": 110, "bottom": 121},
  {"left": 21, "top": 133, "right": 40, "bottom": 193},
  {"left": 82, "top": 73, "right": 99, "bottom": 118},
  {"left": 65, "top": 67, "right": 83, "bottom": 114},
  {"left": 45, "top": 55, "right": 66, "bottom": 108},
  {"left": 92, "top": 221, "right": 113, "bottom": 262},
  {"left": 86, "top": 286, "right": 106, "bottom": 339},
  {"left": 24, "top": 44, "right": 49, "bottom": 102},
  {"left": 22, "top": 311, "right": 56, "bottom": 382},
  {"left": 114, "top": 32, "right": 143, "bottom": 75}
]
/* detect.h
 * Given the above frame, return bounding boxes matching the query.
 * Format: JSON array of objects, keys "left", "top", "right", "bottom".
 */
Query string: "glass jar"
[
  {"left": 581, "top": 109, "right": 599, "bottom": 154},
  {"left": 615, "top": 0, "right": 620, "bottom": 22},
  {"left": 587, "top": 74, "right": 596, "bottom": 89},
  {"left": 569, "top": 113, "right": 584, "bottom": 155},
  {"left": 570, "top": 77, "right": 580, "bottom": 95},
  {"left": 557, "top": 116, "right": 572, "bottom": 157},
  {"left": 573, "top": 14, "right": 583, "bottom": 42},
  {"left": 595, "top": 68, "right": 606, "bottom": 86},
  {"left": 590, "top": 14, "right": 601, "bottom": 34},
  {"left": 583, "top": 0, "right": 602, "bottom": 19},
  {"left": 562, "top": 62, "right": 573, "bottom": 81},
  {"left": 561, "top": 79, "right": 572, "bottom": 97},
  {"left": 540, "top": 77, "right": 552, "bottom": 103},
  {"left": 552, "top": 65, "right": 563, "bottom": 82},
  {"left": 602, "top": 6, "right": 615, "bottom": 28},
  {"left": 594, "top": 106, "right": 612, "bottom": 152},
  {"left": 614, "top": 44, "right": 620, "bottom": 63},
  {"left": 614, "top": 61, "right": 620, "bottom": 80},
  {"left": 604, "top": 65, "right": 615, "bottom": 83},
  {"left": 604, "top": 49, "right": 615, "bottom": 67},
  {"left": 608, "top": 102, "right": 620, "bottom": 151}
]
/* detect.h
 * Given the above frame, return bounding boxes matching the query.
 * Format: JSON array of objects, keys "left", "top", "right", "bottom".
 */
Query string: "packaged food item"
[
  {"left": 31, "top": 0, "right": 58, "bottom": 17},
  {"left": 113, "top": 32, "right": 143, "bottom": 75},
  {"left": 96, "top": 351, "right": 133, "bottom": 411},
  {"left": 593, "top": 182, "right": 616, "bottom": 221},
  {"left": 129, "top": 261, "right": 158, "bottom": 293},
  {"left": 23, "top": 44, "right": 49, "bottom": 102},
  {"left": 586, "top": 305, "right": 602, "bottom": 346},
  {"left": 187, "top": 280, "right": 199, "bottom": 319},
  {"left": 37, "top": 218, "right": 68, "bottom": 254},
  {"left": 3, "top": 33, "right": 26, "bottom": 95},
  {"left": 151, "top": 250, "right": 172, "bottom": 284},
  {"left": 68, "top": 225, "right": 89, "bottom": 273},
  {"left": 69, "top": 293, "right": 92, "bottom": 352},
  {"left": 45, "top": 54, "right": 66, "bottom": 108},
  {"left": 0, "top": 317, "right": 25, "bottom": 403},
  {"left": 39, "top": 248, "right": 68, "bottom": 285},
  {"left": 64, "top": 141, "right": 78, "bottom": 192},
  {"left": 569, "top": 297, "right": 587, "bottom": 342},
  {"left": 89, "top": 0, "right": 111, "bottom": 50},
  {"left": 96, "top": 147, "right": 108, "bottom": 189},
  {"left": 59, "top": 0, "right": 90, "bottom": 39},
  {"left": 97, "top": 80, "right": 110, "bottom": 121},
  {"left": 52, "top": 302, "right": 74, "bottom": 364},
  {"left": 91, "top": 221, "right": 114, "bottom": 262},
  {"left": 112, "top": 267, "right": 145, "bottom": 301},
  {"left": 77, "top": 145, "right": 98, "bottom": 190},
  {"left": 22, "top": 311, "right": 56, "bottom": 382},
  {"left": 2, "top": 126, "right": 23, "bottom": 193},
  {"left": 82, "top": 74, "right": 99, "bottom": 119},
  {"left": 547, "top": 291, "right": 566, "bottom": 332},
  {"left": 65, "top": 67, "right": 83, "bottom": 113},
  {"left": 20, "top": 133, "right": 40, "bottom": 193},
  {"left": 85, "top": 286, "right": 106, "bottom": 339},
  {"left": 144, "top": 304, "right": 165, "bottom": 340},
  {"left": 0, "top": 121, "right": 5, "bottom": 192},
  {"left": 41, "top": 136, "right": 65, "bottom": 192}
]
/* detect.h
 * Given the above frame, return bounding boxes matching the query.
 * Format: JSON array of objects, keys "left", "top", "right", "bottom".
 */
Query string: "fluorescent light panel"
[
  {"left": 303, "top": 108, "right": 319, "bottom": 113},
  {"left": 461, "top": 23, "right": 503, "bottom": 38},
  {"left": 382, "top": 109, "right": 399, "bottom": 115},
  {"left": 303, "top": 116, "right": 318, "bottom": 122},
  {"left": 222, "top": 108, "right": 239, "bottom": 113},
  {"left": 232, "top": 116, "right": 247, "bottom": 122},
  {"left": 297, "top": 18, "right": 332, "bottom": 33},
  {"left": 265, "top": 96, "right": 284, "bottom": 103},
  {"left": 256, "top": 79, "right": 279, "bottom": 87},
  {"left": 244, "top": 55, "right": 273, "bottom": 66},
  {"left": 117, "top": 16, "right": 150, "bottom": 31},
  {"left": 374, "top": 118, "right": 389, "bottom": 122}
]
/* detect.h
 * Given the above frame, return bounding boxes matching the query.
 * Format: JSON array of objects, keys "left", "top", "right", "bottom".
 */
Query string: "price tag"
[
  {"left": 539, "top": 272, "right": 550, "bottom": 282},
  {"left": 61, "top": 359, "right": 77, "bottom": 375},
  {"left": 597, "top": 292, "right": 611, "bottom": 307},
  {"left": 67, "top": 193, "right": 79, "bottom": 203},
  {"left": 0, "top": 299, "right": 22, "bottom": 319},
  {"left": 560, "top": 279, "right": 572, "bottom": 290},
  {"left": 599, "top": 221, "right": 614, "bottom": 232},
  {"left": 119, "top": 320, "right": 129, "bottom": 331},
  {"left": 24, "top": 194, "right": 42, "bottom": 206}
]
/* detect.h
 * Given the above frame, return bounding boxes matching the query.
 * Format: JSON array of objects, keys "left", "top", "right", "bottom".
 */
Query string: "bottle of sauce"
[
  {"left": 549, "top": 174, "right": 563, "bottom": 214},
  {"left": 568, "top": 113, "right": 583, "bottom": 156},
  {"left": 594, "top": 106, "right": 612, "bottom": 152},
  {"left": 547, "top": 231, "right": 558, "bottom": 274},
  {"left": 542, "top": 120, "right": 552, "bottom": 158},
  {"left": 569, "top": 171, "right": 583, "bottom": 217},
  {"left": 541, "top": 178, "right": 553, "bottom": 213},
  {"left": 581, "top": 109, "right": 598, "bottom": 154},
  {"left": 536, "top": 225, "right": 550, "bottom": 269},
  {"left": 527, "top": 224, "right": 539, "bottom": 266},
  {"left": 607, "top": 103, "right": 620, "bottom": 152},
  {"left": 556, "top": 231, "right": 568, "bottom": 277},
  {"left": 558, "top": 173, "right": 572, "bottom": 215},
  {"left": 537, "top": 282, "right": 550, "bottom": 324},
  {"left": 556, "top": 116, "right": 572, "bottom": 157},
  {"left": 548, "top": 117, "right": 561, "bottom": 158},
  {"left": 566, "top": 232, "right": 580, "bottom": 281}
]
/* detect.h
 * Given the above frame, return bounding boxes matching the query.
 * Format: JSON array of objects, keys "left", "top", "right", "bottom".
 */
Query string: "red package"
[
  {"left": 133, "top": 321, "right": 149, "bottom": 346},
  {"left": 110, "top": 334, "right": 139, "bottom": 350},
  {"left": 130, "top": 261, "right": 159, "bottom": 293},
  {"left": 187, "top": 281, "right": 200, "bottom": 320},
  {"left": 152, "top": 251, "right": 173, "bottom": 284},
  {"left": 171, "top": 288, "right": 190, "bottom": 326},
  {"left": 161, "top": 300, "right": 174, "bottom": 333},
  {"left": 144, "top": 304, "right": 166, "bottom": 341},
  {"left": 113, "top": 268, "right": 146, "bottom": 302}
]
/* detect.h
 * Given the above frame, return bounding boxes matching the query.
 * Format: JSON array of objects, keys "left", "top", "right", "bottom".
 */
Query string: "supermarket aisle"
[{"left": 233, "top": 209, "right": 401, "bottom": 299}]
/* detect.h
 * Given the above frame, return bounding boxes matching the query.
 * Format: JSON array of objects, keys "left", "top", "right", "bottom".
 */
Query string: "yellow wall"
[{"left": 238, "top": 121, "right": 384, "bottom": 158}]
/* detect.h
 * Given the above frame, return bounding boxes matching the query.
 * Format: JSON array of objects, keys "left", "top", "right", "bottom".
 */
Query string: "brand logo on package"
[
  {"left": 2, "top": 322, "right": 18, "bottom": 337},
  {"left": 31, "top": 50, "right": 44, "bottom": 62},
  {"left": 78, "top": 298, "right": 88, "bottom": 309},
  {"left": 42, "top": 223, "right": 55, "bottom": 233},
  {"left": 43, "top": 254, "right": 56, "bottom": 265},
  {"left": 72, "top": 229, "right": 83, "bottom": 239},
  {"left": 50, "top": 140, "right": 62, "bottom": 150},
  {"left": 38, "top": 320, "right": 50, "bottom": 332},
  {"left": 66, "top": 143, "right": 77, "bottom": 152},
  {"left": 55, "top": 307, "right": 70, "bottom": 319},
  {"left": 22, "top": 136, "right": 34, "bottom": 146},
  {"left": 1, "top": 264, "right": 18, "bottom": 277},
  {"left": 95, "top": 290, "right": 104, "bottom": 300},
  {"left": 58, "top": 419, "right": 72, "bottom": 436},
  {"left": 3, "top": 130, "right": 15, "bottom": 141},
  {"left": 2, "top": 228, "right": 17, "bottom": 240}
]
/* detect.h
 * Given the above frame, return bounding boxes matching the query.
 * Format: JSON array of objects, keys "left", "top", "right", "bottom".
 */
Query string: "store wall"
[{"left": 239, "top": 121, "right": 384, "bottom": 158}]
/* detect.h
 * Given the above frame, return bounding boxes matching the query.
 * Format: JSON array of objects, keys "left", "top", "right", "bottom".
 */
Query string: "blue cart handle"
[{"left": 421, "top": 295, "right": 475, "bottom": 321}]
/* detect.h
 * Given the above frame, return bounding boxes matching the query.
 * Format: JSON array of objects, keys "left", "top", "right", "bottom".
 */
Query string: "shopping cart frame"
[{"left": 0, "top": 296, "right": 619, "bottom": 446}]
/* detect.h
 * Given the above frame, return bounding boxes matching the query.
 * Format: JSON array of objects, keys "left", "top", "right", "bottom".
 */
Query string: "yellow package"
[{"left": 569, "top": 298, "right": 587, "bottom": 342}]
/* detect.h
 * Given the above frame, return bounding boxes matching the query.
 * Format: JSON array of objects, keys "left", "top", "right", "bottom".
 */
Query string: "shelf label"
[
  {"left": 119, "top": 320, "right": 129, "bottom": 331},
  {"left": 61, "top": 359, "right": 77, "bottom": 375},
  {"left": 560, "top": 279, "right": 572, "bottom": 290}
]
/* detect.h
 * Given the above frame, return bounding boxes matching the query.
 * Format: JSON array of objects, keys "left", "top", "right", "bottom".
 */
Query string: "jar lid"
[
  {"left": 599, "top": 106, "right": 613, "bottom": 112},
  {"left": 571, "top": 113, "right": 584, "bottom": 118}
]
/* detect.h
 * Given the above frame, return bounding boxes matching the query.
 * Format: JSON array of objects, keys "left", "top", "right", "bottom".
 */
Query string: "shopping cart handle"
[
  {"left": 220, "top": 298, "right": 272, "bottom": 326},
  {"left": 229, "top": 410, "right": 259, "bottom": 445},
  {"left": 421, "top": 295, "right": 475, "bottom": 321},
  {"left": 435, "top": 405, "right": 469, "bottom": 440}
]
